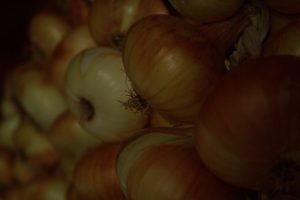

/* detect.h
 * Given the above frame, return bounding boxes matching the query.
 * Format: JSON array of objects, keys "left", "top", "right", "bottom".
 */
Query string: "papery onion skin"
[
  {"left": 195, "top": 55, "right": 300, "bottom": 193},
  {"left": 263, "top": 0, "right": 300, "bottom": 14},
  {"left": 88, "top": 0, "right": 169, "bottom": 48},
  {"left": 168, "top": 0, "right": 244, "bottom": 23},
  {"left": 123, "top": 14, "right": 226, "bottom": 124},
  {"left": 263, "top": 20, "right": 300, "bottom": 57}
]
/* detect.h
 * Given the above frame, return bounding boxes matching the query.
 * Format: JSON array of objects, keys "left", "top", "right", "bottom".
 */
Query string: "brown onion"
[
  {"left": 88, "top": 0, "right": 169, "bottom": 49},
  {"left": 123, "top": 14, "right": 250, "bottom": 124},
  {"left": 195, "top": 55, "right": 300, "bottom": 197}
]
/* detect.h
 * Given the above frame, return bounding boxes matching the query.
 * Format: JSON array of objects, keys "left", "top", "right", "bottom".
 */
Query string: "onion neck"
[{"left": 196, "top": 5, "right": 253, "bottom": 56}]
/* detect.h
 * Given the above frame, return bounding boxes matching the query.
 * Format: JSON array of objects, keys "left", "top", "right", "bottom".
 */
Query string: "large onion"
[{"left": 195, "top": 55, "right": 300, "bottom": 198}]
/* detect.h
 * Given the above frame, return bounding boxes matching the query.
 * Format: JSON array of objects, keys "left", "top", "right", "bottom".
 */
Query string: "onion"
[
  {"left": 65, "top": 47, "right": 149, "bottom": 142},
  {"left": 14, "top": 117, "right": 59, "bottom": 168},
  {"left": 73, "top": 144, "right": 126, "bottom": 200},
  {"left": 263, "top": 19, "right": 300, "bottom": 57},
  {"left": 0, "top": 148, "right": 14, "bottom": 187},
  {"left": 167, "top": 0, "right": 244, "bottom": 23},
  {"left": 88, "top": 0, "right": 169, "bottom": 49},
  {"left": 195, "top": 55, "right": 300, "bottom": 198},
  {"left": 74, "top": 130, "right": 245, "bottom": 200},
  {"left": 49, "top": 24, "right": 96, "bottom": 92},
  {"left": 29, "top": 9, "right": 70, "bottom": 62},
  {"left": 123, "top": 13, "right": 250, "bottom": 125},
  {"left": 262, "top": 0, "right": 300, "bottom": 14}
]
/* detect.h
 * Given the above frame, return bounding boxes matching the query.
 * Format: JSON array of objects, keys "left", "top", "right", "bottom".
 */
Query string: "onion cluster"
[{"left": 0, "top": 0, "right": 300, "bottom": 199}]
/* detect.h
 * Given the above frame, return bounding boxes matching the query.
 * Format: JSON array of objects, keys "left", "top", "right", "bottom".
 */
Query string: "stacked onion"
[{"left": 1, "top": 0, "right": 300, "bottom": 199}]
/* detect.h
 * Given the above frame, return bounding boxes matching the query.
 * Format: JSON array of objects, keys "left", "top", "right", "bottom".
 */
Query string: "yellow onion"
[
  {"left": 195, "top": 55, "right": 300, "bottom": 198},
  {"left": 263, "top": 19, "right": 300, "bottom": 57},
  {"left": 123, "top": 14, "right": 250, "bottom": 125},
  {"left": 14, "top": 117, "right": 58, "bottom": 168},
  {"left": 49, "top": 24, "right": 96, "bottom": 92},
  {"left": 74, "top": 129, "right": 245, "bottom": 200},
  {"left": 13, "top": 65, "right": 68, "bottom": 130},
  {"left": 168, "top": 0, "right": 244, "bottom": 23},
  {"left": 88, "top": 0, "right": 169, "bottom": 49},
  {"left": 29, "top": 9, "right": 70, "bottom": 62},
  {"left": 65, "top": 47, "right": 149, "bottom": 143}
]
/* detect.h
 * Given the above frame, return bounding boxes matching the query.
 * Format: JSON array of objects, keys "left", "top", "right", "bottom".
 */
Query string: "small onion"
[
  {"left": 195, "top": 55, "right": 300, "bottom": 197},
  {"left": 29, "top": 9, "right": 70, "bottom": 61},
  {"left": 88, "top": 0, "right": 169, "bottom": 49},
  {"left": 168, "top": 0, "right": 244, "bottom": 23}
]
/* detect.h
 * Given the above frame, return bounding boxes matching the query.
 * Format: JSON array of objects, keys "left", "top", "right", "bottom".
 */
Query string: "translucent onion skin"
[
  {"left": 263, "top": 0, "right": 300, "bottom": 14},
  {"left": 123, "top": 15, "right": 226, "bottom": 124},
  {"left": 168, "top": 0, "right": 244, "bottom": 23},
  {"left": 88, "top": 0, "right": 169, "bottom": 48},
  {"left": 195, "top": 56, "right": 300, "bottom": 195},
  {"left": 263, "top": 20, "right": 300, "bottom": 57}
]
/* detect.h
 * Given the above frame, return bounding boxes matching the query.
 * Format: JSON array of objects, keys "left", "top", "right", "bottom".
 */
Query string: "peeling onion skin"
[
  {"left": 168, "top": 0, "right": 244, "bottom": 23},
  {"left": 123, "top": 14, "right": 226, "bottom": 125},
  {"left": 195, "top": 55, "right": 300, "bottom": 195}
]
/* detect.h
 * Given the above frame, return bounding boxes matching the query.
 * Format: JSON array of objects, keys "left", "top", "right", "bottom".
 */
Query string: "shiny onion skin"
[
  {"left": 168, "top": 0, "right": 244, "bottom": 23},
  {"left": 195, "top": 56, "right": 300, "bottom": 195},
  {"left": 262, "top": 0, "right": 300, "bottom": 14},
  {"left": 263, "top": 20, "right": 300, "bottom": 58},
  {"left": 88, "top": 0, "right": 169, "bottom": 49},
  {"left": 123, "top": 15, "right": 226, "bottom": 124}
]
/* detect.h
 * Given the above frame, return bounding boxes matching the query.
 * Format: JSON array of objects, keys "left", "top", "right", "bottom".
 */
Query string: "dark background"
[{"left": 0, "top": 0, "right": 45, "bottom": 97}]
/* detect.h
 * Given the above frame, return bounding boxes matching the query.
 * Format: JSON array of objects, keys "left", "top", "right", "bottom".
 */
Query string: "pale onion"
[
  {"left": 262, "top": 0, "right": 300, "bottom": 14},
  {"left": 66, "top": 0, "right": 91, "bottom": 25},
  {"left": 263, "top": 20, "right": 300, "bottom": 57},
  {"left": 49, "top": 24, "right": 96, "bottom": 92},
  {"left": 65, "top": 47, "right": 149, "bottom": 143},
  {"left": 123, "top": 14, "right": 250, "bottom": 124},
  {"left": 74, "top": 129, "right": 244, "bottom": 200},
  {"left": 168, "top": 0, "right": 244, "bottom": 23},
  {"left": 195, "top": 55, "right": 300, "bottom": 198},
  {"left": 13, "top": 65, "right": 68, "bottom": 130},
  {"left": 14, "top": 117, "right": 59, "bottom": 168},
  {"left": 29, "top": 9, "right": 70, "bottom": 62},
  {"left": 88, "top": 0, "right": 169, "bottom": 49}
]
